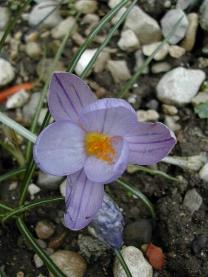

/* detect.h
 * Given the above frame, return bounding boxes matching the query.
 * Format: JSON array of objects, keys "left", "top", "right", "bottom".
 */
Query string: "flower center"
[{"left": 85, "top": 132, "right": 116, "bottom": 163}]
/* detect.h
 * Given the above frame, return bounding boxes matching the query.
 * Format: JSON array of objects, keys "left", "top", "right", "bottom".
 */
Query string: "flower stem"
[
  {"left": 2, "top": 197, "right": 64, "bottom": 223},
  {"left": 16, "top": 217, "right": 66, "bottom": 277},
  {"left": 114, "top": 249, "right": 133, "bottom": 277},
  {"left": 117, "top": 179, "right": 156, "bottom": 219}
]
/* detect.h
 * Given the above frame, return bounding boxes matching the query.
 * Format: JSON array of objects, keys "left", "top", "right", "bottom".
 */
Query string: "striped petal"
[
  {"left": 126, "top": 122, "right": 176, "bottom": 165},
  {"left": 48, "top": 72, "right": 97, "bottom": 122},
  {"left": 64, "top": 170, "right": 104, "bottom": 230}
]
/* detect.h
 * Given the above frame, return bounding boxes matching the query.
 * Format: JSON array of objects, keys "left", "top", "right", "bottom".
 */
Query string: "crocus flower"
[
  {"left": 33, "top": 72, "right": 176, "bottom": 230},
  {"left": 90, "top": 193, "right": 124, "bottom": 249}
]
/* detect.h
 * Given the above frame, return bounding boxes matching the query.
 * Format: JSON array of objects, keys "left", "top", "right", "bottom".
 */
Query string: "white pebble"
[
  {"left": 199, "top": 163, "right": 208, "bottom": 182},
  {"left": 137, "top": 109, "right": 159, "bottom": 122},
  {"left": 142, "top": 42, "right": 169, "bottom": 61},
  {"left": 118, "top": 29, "right": 140, "bottom": 52},
  {"left": 28, "top": 183, "right": 41, "bottom": 199},
  {"left": 75, "top": 49, "right": 97, "bottom": 76},
  {"left": 6, "top": 90, "right": 30, "bottom": 109},
  {"left": 107, "top": 60, "right": 131, "bottom": 83},
  {"left": 0, "top": 58, "right": 15, "bottom": 87},
  {"left": 51, "top": 17, "right": 77, "bottom": 39}
]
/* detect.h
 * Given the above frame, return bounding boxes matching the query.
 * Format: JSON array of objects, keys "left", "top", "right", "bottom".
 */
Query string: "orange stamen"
[{"left": 85, "top": 132, "right": 116, "bottom": 163}]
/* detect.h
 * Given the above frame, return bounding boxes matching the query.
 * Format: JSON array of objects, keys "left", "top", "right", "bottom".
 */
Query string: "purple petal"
[
  {"left": 91, "top": 193, "right": 124, "bottom": 249},
  {"left": 79, "top": 98, "right": 139, "bottom": 136},
  {"left": 84, "top": 137, "right": 129, "bottom": 183},
  {"left": 33, "top": 121, "right": 86, "bottom": 176},
  {"left": 64, "top": 170, "right": 104, "bottom": 230},
  {"left": 126, "top": 122, "right": 176, "bottom": 165},
  {"left": 48, "top": 72, "right": 97, "bottom": 122}
]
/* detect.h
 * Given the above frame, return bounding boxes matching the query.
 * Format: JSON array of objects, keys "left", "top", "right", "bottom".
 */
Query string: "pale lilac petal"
[
  {"left": 64, "top": 170, "right": 104, "bottom": 230},
  {"left": 48, "top": 72, "right": 97, "bottom": 122},
  {"left": 79, "top": 98, "right": 138, "bottom": 136},
  {"left": 33, "top": 121, "right": 86, "bottom": 176},
  {"left": 84, "top": 137, "right": 129, "bottom": 183},
  {"left": 126, "top": 122, "right": 176, "bottom": 165}
]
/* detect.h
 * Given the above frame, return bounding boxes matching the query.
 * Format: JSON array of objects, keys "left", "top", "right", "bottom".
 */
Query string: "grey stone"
[
  {"left": 6, "top": 90, "right": 30, "bottom": 109},
  {"left": 22, "top": 92, "right": 41, "bottom": 121},
  {"left": 28, "top": 0, "right": 62, "bottom": 28},
  {"left": 38, "top": 171, "right": 63, "bottom": 190},
  {"left": 35, "top": 220, "right": 55, "bottom": 240},
  {"left": 142, "top": 42, "right": 169, "bottom": 61},
  {"left": 107, "top": 60, "right": 131, "bottom": 83},
  {"left": 113, "top": 246, "right": 153, "bottom": 277},
  {"left": 134, "top": 50, "right": 149, "bottom": 74},
  {"left": 177, "top": 0, "right": 202, "bottom": 10},
  {"left": 26, "top": 42, "right": 42, "bottom": 59},
  {"left": 183, "top": 189, "right": 203, "bottom": 214},
  {"left": 200, "top": 0, "right": 208, "bottom": 31},
  {"left": 75, "top": 0, "right": 97, "bottom": 14},
  {"left": 77, "top": 235, "right": 108, "bottom": 261},
  {"left": 169, "top": 45, "right": 186, "bottom": 58},
  {"left": 161, "top": 9, "right": 189, "bottom": 44},
  {"left": 0, "top": 7, "right": 10, "bottom": 30},
  {"left": 151, "top": 62, "right": 171, "bottom": 74},
  {"left": 0, "top": 58, "right": 15, "bottom": 87},
  {"left": 51, "top": 17, "right": 77, "bottom": 39},
  {"left": 124, "top": 220, "right": 153, "bottom": 245},
  {"left": 124, "top": 6, "right": 162, "bottom": 44},
  {"left": 50, "top": 250, "right": 87, "bottom": 277},
  {"left": 199, "top": 163, "right": 208, "bottom": 182},
  {"left": 118, "top": 29, "right": 140, "bottom": 52},
  {"left": 156, "top": 67, "right": 206, "bottom": 105}
]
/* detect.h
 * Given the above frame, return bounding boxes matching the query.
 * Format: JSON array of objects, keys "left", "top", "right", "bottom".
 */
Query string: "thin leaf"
[
  {"left": 117, "top": 16, "right": 185, "bottom": 98},
  {"left": 16, "top": 217, "right": 66, "bottom": 277},
  {"left": 114, "top": 249, "right": 133, "bottom": 277},
  {"left": 116, "top": 179, "right": 156, "bottom": 219},
  {"left": 0, "top": 167, "right": 26, "bottom": 183}
]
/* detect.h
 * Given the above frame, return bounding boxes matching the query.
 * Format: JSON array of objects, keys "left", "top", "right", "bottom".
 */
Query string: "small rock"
[
  {"left": 192, "top": 235, "right": 208, "bottom": 254},
  {"left": 108, "top": 0, "right": 122, "bottom": 8},
  {"left": 198, "top": 57, "right": 208, "bottom": 68},
  {"left": 28, "top": 1, "right": 62, "bottom": 28},
  {"left": 83, "top": 14, "right": 99, "bottom": 35},
  {"left": 37, "top": 171, "right": 63, "bottom": 190},
  {"left": 161, "top": 9, "right": 189, "bottom": 44},
  {"left": 6, "top": 90, "right": 30, "bottom": 109},
  {"left": 183, "top": 189, "right": 203, "bottom": 214},
  {"left": 49, "top": 232, "right": 66, "bottom": 249},
  {"left": 142, "top": 42, "right": 169, "bottom": 61},
  {"left": 146, "top": 99, "right": 159, "bottom": 110},
  {"left": 0, "top": 58, "right": 15, "bottom": 87},
  {"left": 0, "top": 7, "right": 10, "bottom": 30},
  {"left": 124, "top": 6, "right": 162, "bottom": 44},
  {"left": 77, "top": 235, "right": 108, "bottom": 261},
  {"left": 124, "top": 220, "right": 153, "bottom": 245},
  {"left": 50, "top": 250, "right": 87, "bottom": 277},
  {"left": 134, "top": 50, "right": 149, "bottom": 73},
  {"left": 181, "top": 13, "right": 199, "bottom": 51},
  {"left": 25, "top": 42, "right": 42, "bottom": 59},
  {"left": 137, "top": 109, "right": 159, "bottom": 122},
  {"left": 22, "top": 92, "right": 40, "bottom": 121},
  {"left": 169, "top": 45, "right": 186, "bottom": 58},
  {"left": 128, "top": 94, "right": 137, "bottom": 104},
  {"left": 36, "top": 59, "right": 65, "bottom": 82},
  {"left": 192, "top": 91, "right": 208, "bottom": 105},
  {"left": 75, "top": 0, "right": 97, "bottom": 14},
  {"left": 107, "top": 60, "right": 131, "bottom": 83},
  {"left": 199, "top": 163, "right": 208, "bottom": 182},
  {"left": 34, "top": 254, "right": 44, "bottom": 268},
  {"left": 28, "top": 184, "right": 40, "bottom": 199},
  {"left": 164, "top": 115, "right": 181, "bottom": 132},
  {"left": 151, "top": 62, "right": 171, "bottom": 74},
  {"left": 200, "top": 0, "right": 208, "bottom": 31},
  {"left": 177, "top": 0, "right": 200, "bottom": 10},
  {"left": 162, "top": 104, "right": 178, "bottom": 115},
  {"left": 94, "top": 50, "right": 110, "bottom": 73},
  {"left": 118, "top": 29, "right": 140, "bottom": 52},
  {"left": 51, "top": 17, "right": 77, "bottom": 39},
  {"left": 75, "top": 49, "right": 96, "bottom": 76},
  {"left": 113, "top": 246, "right": 153, "bottom": 277},
  {"left": 35, "top": 220, "right": 55, "bottom": 240},
  {"left": 60, "top": 179, "right": 67, "bottom": 197},
  {"left": 156, "top": 67, "right": 206, "bottom": 105}
]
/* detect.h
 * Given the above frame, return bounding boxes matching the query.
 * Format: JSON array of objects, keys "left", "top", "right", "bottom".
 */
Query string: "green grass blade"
[
  {"left": 2, "top": 197, "right": 63, "bottom": 223},
  {"left": 117, "top": 178, "right": 156, "bottom": 218},
  {"left": 117, "top": 16, "right": 184, "bottom": 98},
  {"left": 17, "top": 217, "right": 66, "bottom": 277},
  {"left": 67, "top": 0, "right": 128, "bottom": 72},
  {"left": 0, "top": 112, "right": 37, "bottom": 143},
  {"left": 0, "top": 167, "right": 26, "bottom": 183},
  {"left": 0, "top": 1, "right": 31, "bottom": 53},
  {"left": 81, "top": 0, "right": 137, "bottom": 78},
  {"left": 114, "top": 249, "right": 133, "bottom": 277}
]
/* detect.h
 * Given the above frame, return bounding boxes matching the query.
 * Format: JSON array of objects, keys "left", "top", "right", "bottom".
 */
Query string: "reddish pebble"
[{"left": 145, "top": 243, "right": 165, "bottom": 270}]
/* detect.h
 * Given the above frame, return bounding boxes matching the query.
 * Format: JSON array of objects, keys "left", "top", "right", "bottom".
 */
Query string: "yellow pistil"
[{"left": 85, "top": 132, "right": 116, "bottom": 163}]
